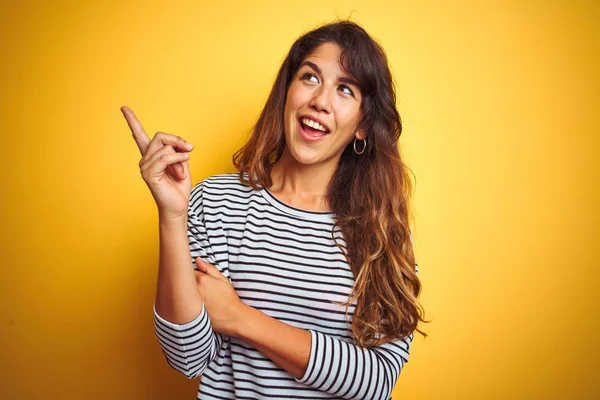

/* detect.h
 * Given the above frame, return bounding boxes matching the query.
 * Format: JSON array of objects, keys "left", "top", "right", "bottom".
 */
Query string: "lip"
[
  {"left": 298, "top": 114, "right": 331, "bottom": 133},
  {"left": 297, "top": 118, "right": 328, "bottom": 143}
]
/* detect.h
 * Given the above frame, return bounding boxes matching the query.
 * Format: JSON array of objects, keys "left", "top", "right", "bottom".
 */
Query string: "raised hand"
[{"left": 122, "top": 106, "right": 193, "bottom": 219}]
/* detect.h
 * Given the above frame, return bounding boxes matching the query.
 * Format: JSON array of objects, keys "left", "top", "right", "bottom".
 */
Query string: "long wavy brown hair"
[{"left": 233, "top": 21, "right": 427, "bottom": 347}]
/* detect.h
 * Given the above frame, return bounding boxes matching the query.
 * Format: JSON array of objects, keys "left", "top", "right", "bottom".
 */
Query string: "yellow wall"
[{"left": 1, "top": 0, "right": 598, "bottom": 398}]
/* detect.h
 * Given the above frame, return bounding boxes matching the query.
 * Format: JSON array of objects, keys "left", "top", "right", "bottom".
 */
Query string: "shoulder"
[
  {"left": 192, "top": 172, "right": 247, "bottom": 194},
  {"left": 190, "top": 172, "right": 255, "bottom": 206}
]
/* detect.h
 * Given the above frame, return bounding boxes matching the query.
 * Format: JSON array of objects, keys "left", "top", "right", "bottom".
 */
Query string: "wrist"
[
  {"left": 158, "top": 212, "right": 188, "bottom": 226},
  {"left": 231, "top": 302, "right": 253, "bottom": 339}
]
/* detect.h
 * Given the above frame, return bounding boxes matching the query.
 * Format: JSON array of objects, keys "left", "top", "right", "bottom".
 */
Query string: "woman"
[{"left": 123, "top": 20, "right": 425, "bottom": 400}]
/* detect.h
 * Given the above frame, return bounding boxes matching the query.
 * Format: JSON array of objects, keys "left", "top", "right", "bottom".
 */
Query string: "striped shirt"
[{"left": 153, "top": 173, "right": 414, "bottom": 399}]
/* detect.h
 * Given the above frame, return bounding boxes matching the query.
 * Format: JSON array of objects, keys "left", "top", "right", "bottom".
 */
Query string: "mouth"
[{"left": 298, "top": 116, "right": 330, "bottom": 141}]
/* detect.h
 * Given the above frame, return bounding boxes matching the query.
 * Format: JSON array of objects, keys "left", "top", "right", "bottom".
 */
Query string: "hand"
[
  {"left": 194, "top": 257, "right": 246, "bottom": 337},
  {"left": 122, "top": 106, "right": 193, "bottom": 219}
]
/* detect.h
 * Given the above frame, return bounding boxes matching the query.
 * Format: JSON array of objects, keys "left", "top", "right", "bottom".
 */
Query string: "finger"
[
  {"left": 194, "top": 271, "right": 208, "bottom": 293},
  {"left": 140, "top": 145, "right": 189, "bottom": 181},
  {"left": 169, "top": 158, "right": 191, "bottom": 183},
  {"left": 195, "top": 257, "right": 208, "bottom": 273},
  {"left": 181, "top": 159, "right": 191, "bottom": 182},
  {"left": 145, "top": 132, "right": 192, "bottom": 182},
  {"left": 121, "top": 106, "right": 151, "bottom": 155},
  {"left": 140, "top": 144, "right": 175, "bottom": 171},
  {"left": 166, "top": 164, "right": 186, "bottom": 181},
  {"left": 170, "top": 160, "right": 186, "bottom": 181},
  {"left": 143, "top": 152, "right": 190, "bottom": 180},
  {"left": 194, "top": 270, "right": 204, "bottom": 283},
  {"left": 141, "top": 145, "right": 187, "bottom": 181},
  {"left": 146, "top": 132, "right": 193, "bottom": 161},
  {"left": 195, "top": 258, "right": 223, "bottom": 279}
]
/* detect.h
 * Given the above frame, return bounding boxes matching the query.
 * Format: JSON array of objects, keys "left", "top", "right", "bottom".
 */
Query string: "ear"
[{"left": 355, "top": 130, "right": 367, "bottom": 140}]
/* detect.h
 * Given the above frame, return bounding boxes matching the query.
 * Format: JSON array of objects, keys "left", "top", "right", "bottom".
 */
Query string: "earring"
[{"left": 354, "top": 137, "right": 366, "bottom": 155}]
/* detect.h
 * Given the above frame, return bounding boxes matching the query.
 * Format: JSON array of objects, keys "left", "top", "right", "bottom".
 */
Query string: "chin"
[{"left": 289, "top": 146, "right": 322, "bottom": 165}]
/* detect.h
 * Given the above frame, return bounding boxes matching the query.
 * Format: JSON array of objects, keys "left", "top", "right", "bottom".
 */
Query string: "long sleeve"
[
  {"left": 295, "top": 331, "right": 413, "bottom": 400},
  {"left": 295, "top": 262, "right": 419, "bottom": 399},
  {"left": 153, "top": 304, "right": 222, "bottom": 378},
  {"left": 153, "top": 181, "right": 224, "bottom": 379}
]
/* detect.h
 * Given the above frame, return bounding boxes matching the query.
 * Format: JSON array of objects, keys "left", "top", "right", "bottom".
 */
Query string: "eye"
[
  {"left": 301, "top": 72, "right": 319, "bottom": 83},
  {"left": 339, "top": 85, "right": 355, "bottom": 97}
]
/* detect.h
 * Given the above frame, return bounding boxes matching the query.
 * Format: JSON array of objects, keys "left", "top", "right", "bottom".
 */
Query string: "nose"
[{"left": 309, "top": 85, "right": 333, "bottom": 113}]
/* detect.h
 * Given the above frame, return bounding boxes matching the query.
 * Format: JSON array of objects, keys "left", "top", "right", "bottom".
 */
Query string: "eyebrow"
[{"left": 299, "top": 60, "right": 361, "bottom": 89}]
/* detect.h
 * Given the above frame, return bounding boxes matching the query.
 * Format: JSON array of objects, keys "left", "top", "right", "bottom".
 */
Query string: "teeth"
[{"left": 301, "top": 117, "right": 328, "bottom": 132}]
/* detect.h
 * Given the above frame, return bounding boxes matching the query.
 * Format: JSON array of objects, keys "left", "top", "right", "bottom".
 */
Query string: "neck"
[{"left": 269, "top": 149, "right": 338, "bottom": 212}]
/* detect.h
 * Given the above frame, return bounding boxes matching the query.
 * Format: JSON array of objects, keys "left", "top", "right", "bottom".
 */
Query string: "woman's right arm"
[
  {"left": 153, "top": 212, "right": 222, "bottom": 379},
  {"left": 122, "top": 106, "right": 220, "bottom": 378},
  {"left": 155, "top": 214, "right": 203, "bottom": 323},
  {"left": 153, "top": 188, "right": 224, "bottom": 379}
]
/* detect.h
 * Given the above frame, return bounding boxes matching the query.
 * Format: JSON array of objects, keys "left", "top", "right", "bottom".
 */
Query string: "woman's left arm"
[
  {"left": 239, "top": 304, "right": 413, "bottom": 400},
  {"left": 195, "top": 259, "right": 412, "bottom": 400}
]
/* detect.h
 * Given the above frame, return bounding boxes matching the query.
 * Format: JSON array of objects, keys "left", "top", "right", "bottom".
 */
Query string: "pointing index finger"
[{"left": 121, "top": 106, "right": 150, "bottom": 155}]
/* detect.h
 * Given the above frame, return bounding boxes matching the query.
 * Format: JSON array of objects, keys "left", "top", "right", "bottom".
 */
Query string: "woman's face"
[{"left": 282, "top": 42, "right": 364, "bottom": 167}]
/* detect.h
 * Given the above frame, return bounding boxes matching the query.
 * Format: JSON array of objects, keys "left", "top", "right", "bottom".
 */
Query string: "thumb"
[{"left": 195, "top": 257, "right": 223, "bottom": 279}]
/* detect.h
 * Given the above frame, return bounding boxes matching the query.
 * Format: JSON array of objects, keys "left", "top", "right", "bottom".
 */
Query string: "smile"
[
  {"left": 297, "top": 118, "right": 329, "bottom": 142},
  {"left": 300, "top": 117, "right": 329, "bottom": 133}
]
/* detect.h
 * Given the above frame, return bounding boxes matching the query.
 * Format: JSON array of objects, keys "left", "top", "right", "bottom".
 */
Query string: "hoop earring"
[{"left": 354, "top": 137, "right": 366, "bottom": 155}]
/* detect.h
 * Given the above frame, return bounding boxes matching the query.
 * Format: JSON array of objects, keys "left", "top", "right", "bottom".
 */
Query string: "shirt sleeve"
[
  {"left": 153, "top": 181, "right": 224, "bottom": 379},
  {"left": 296, "top": 261, "right": 419, "bottom": 399},
  {"left": 153, "top": 304, "right": 222, "bottom": 379},
  {"left": 295, "top": 331, "right": 413, "bottom": 400}
]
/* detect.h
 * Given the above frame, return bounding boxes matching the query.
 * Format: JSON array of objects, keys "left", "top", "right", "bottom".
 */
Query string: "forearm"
[
  {"left": 155, "top": 215, "right": 203, "bottom": 323},
  {"left": 236, "top": 304, "right": 311, "bottom": 379},
  {"left": 234, "top": 304, "right": 411, "bottom": 400}
]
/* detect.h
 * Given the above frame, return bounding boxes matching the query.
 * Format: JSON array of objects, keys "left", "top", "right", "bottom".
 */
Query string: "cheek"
[
  {"left": 283, "top": 94, "right": 294, "bottom": 126},
  {"left": 286, "top": 85, "right": 304, "bottom": 110},
  {"left": 284, "top": 86, "right": 307, "bottom": 127},
  {"left": 337, "top": 107, "right": 362, "bottom": 131}
]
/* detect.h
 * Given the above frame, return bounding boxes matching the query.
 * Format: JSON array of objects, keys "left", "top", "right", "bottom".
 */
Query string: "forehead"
[{"left": 301, "top": 42, "right": 350, "bottom": 75}]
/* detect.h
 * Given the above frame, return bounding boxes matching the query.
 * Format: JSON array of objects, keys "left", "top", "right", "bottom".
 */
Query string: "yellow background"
[{"left": 1, "top": 0, "right": 598, "bottom": 399}]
